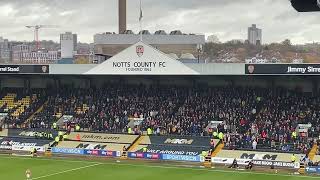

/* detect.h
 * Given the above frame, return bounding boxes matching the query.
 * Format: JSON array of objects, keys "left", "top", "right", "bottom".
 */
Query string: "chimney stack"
[{"left": 118, "top": 0, "right": 127, "bottom": 34}]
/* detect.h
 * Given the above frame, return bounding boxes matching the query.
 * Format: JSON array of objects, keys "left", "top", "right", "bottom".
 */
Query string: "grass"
[{"left": 0, "top": 155, "right": 318, "bottom": 180}]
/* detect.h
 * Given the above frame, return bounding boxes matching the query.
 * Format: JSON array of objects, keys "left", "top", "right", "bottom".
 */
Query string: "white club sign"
[{"left": 85, "top": 41, "right": 199, "bottom": 75}]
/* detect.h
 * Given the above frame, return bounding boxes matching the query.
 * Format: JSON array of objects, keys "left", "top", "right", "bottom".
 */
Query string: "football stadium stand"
[
  {"left": 0, "top": 76, "right": 319, "bottom": 174},
  {"left": 0, "top": 84, "right": 318, "bottom": 156}
]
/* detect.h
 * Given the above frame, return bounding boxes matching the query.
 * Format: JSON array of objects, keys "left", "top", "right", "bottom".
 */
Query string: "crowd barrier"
[
  {"left": 51, "top": 147, "right": 204, "bottom": 162},
  {"left": 51, "top": 147, "right": 121, "bottom": 157},
  {"left": 46, "top": 147, "right": 307, "bottom": 169},
  {"left": 211, "top": 157, "right": 300, "bottom": 169}
]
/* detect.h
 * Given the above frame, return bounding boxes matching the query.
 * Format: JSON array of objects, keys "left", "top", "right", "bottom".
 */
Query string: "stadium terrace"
[{"left": 0, "top": 41, "right": 320, "bottom": 179}]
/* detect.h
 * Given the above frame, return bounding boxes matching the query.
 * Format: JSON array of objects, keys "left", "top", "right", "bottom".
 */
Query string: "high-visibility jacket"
[
  {"left": 257, "top": 97, "right": 261, "bottom": 102},
  {"left": 218, "top": 132, "right": 224, "bottom": 140},
  {"left": 53, "top": 122, "right": 57, "bottom": 129},
  {"left": 213, "top": 132, "right": 218, "bottom": 138},
  {"left": 292, "top": 132, "right": 297, "bottom": 138},
  {"left": 143, "top": 147, "right": 147, "bottom": 152},
  {"left": 55, "top": 136, "right": 60, "bottom": 143},
  {"left": 291, "top": 155, "right": 297, "bottom": 162},
  {"left": 75, "top": 125, "right": 80, "bottom": 131},
  {"left": 147, "top": 128, "right": 152, "bottom": 135},
  {"left": 201, "top": 151, "right": 208, "bottom": 157},
  {"left": 128, "top": 128, "right": 132, "bottom": 134}
]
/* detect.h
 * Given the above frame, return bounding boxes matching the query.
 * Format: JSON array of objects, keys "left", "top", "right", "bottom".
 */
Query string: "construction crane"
[{"left": 26, "top": 25, "right": 59, "bottom": 50}]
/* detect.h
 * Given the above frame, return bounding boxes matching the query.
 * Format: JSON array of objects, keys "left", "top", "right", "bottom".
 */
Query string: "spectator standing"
[{"left": 252, "top": 140, "right": 257, "bottom": 150}]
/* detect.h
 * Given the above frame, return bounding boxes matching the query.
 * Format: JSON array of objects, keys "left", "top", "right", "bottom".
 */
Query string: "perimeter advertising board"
[
  {"left": 127, "top": 152, "right": 202, "bottom": 162},
  {"left": 142, "top": 147, "right": 200, "bottom": 156},
  {"left": 217, "top": 150, "right": 304, "bottom": 162},
  {"left": 305, "top": 166, "right": 320, "bottom": 174},
  {"left": 0, "top": 137, "right": 51, "bottom": 150},
  {"left": 66, "top": 132, "right": 138, "bottom": 144},
  {"left": 128, "top": 152, "right": 161, "bottom": 160},
  {"left": 246, "top": 64, "right": 320, "bottom": 75},
  {"left": 57, "top": 141, "right": 128, "bottom": 152},
  {"left": 0, "top": 65, "right": 49, "bottom": 74},
  {"left": 138, "top": 135, "right": 215, "bottom": 156},
  {"left": 12, "top": 145, "right": 45, "bottom": 152},
  {"left": 51, "top": 148, "right": 202, "bottom": 162},
  {"left": 51, "top": 147, "right": 120, "bottom": 157},
  {"left": 8, "top": 129, "right": 58, "bottom": 140},
  {"left": 153, "top": 136, "right": 213, "bottom": 146},
  {"left": 211, "top": 157, "right": 300, "bottom": 169},
  {"left": 162, "top": 154, "right": 203, "bottom": 162},
  {"left": 51, "top": 147, "right": 84, "bottom": 155}
]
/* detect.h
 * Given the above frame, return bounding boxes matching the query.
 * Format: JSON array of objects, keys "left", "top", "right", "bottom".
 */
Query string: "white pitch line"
[
  {"left": 32, "top": 163, "right": 102, "bottom": 180},
  {"left": 0, "top": 155, "right": 98, "bottom": 164},
  {"left": 0, "top": 155, "right": 318, "bottom": 179}
]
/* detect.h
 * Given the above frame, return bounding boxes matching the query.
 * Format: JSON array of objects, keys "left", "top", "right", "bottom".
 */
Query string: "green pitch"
[{"left": 0, "top": 155, "right": 317, "bottom": 180}]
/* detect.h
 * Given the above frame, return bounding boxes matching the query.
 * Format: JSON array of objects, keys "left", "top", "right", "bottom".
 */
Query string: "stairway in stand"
[
  {"left": 24, "top": 100, "right": 48, "bottom": 124},
  {"left": 211, "top": 141, "right": 224, "bottom": 157},
  {"left": 308, "top": 143, "right": 319, "bottom": 161},
  {"left": 127, "top": 135, "right": 143, "bottom": 152}
]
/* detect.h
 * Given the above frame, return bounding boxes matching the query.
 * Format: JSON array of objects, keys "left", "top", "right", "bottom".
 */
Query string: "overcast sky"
[{"left": 0, "top": 0, "right": 319, "bottom": 44}]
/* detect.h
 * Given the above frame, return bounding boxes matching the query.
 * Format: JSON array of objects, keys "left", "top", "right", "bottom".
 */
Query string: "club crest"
[{"left": 136, "top": 45, "right": 144, "bottom": 57}]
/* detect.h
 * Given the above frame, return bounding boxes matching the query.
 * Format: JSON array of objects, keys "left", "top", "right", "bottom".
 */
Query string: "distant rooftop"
[{"left": 94, "top": 30, "right": 205, "bottom": 45}]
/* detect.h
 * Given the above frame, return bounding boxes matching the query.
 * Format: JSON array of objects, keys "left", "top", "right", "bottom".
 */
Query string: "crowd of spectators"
[
  {"left": 30, "top": 85, "right": 183, "bottom": 134},
  {"left": 1, "top": 85, "right": 320, "bottom": 153},
  {"left": 1, "top": 89, "right": 46, "bottom": 128}
]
